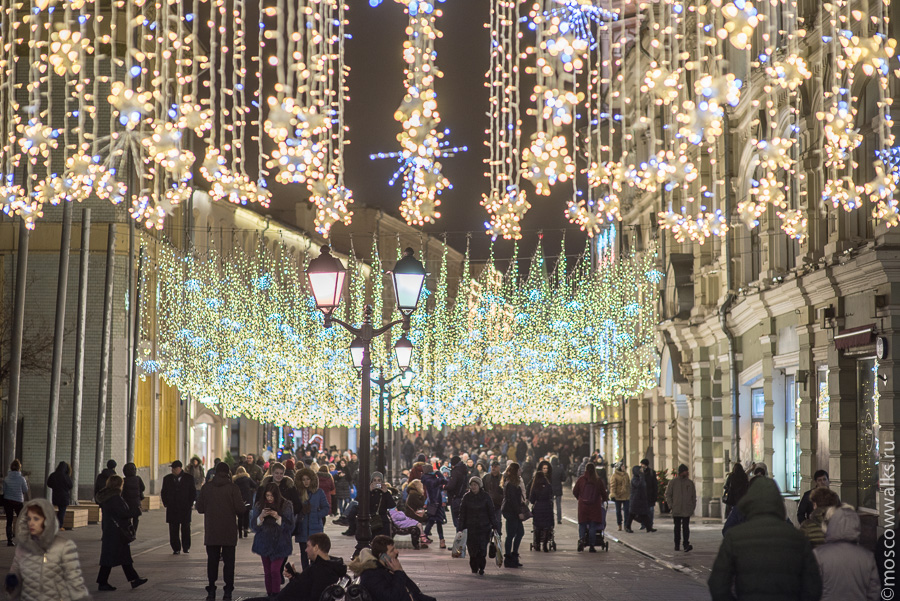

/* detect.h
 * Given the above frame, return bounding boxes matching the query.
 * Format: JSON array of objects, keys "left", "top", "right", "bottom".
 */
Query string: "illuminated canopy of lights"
[{"left": 150, "top": 235, "right": 659, "bottom": 428}]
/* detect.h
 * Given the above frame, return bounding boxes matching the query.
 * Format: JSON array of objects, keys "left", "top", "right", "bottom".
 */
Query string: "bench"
[
  {"left": 141, "top": 495, "right": 161, "bottom": 511},
  {"left": 75, "top": 502, "right": 101, "bottom": 523},
  {"left": 60, "top": 507, "right": 90, "bottom": 529}
]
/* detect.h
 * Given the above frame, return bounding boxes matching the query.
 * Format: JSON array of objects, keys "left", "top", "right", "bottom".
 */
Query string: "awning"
[{"left": 834, "top": 324, "right": 875, "bottom": 350}]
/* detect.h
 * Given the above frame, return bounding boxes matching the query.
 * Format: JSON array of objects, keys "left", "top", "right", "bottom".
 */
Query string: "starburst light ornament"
[
  {"left": 718, "top": 0, "right": 760, "bottom": 50},
  {"left": 48, "top": 28, "right": 92, "bottom": 76},
  {"left": 522, "top": 131, "right": 575, "bottom": 195}
]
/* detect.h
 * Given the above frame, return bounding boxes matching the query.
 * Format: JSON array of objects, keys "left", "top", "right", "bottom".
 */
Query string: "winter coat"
[
  {"left": 529, "top": 479, "right": 555, "bottom": 529},
  {"left": 3, "top": 470, "right": 28, "bottom": 503},
  {"left": 46, "top": 467, "right": 73, "bottom": 508},
  {"left": 257, "top": 474, "right": 300, "bottom": 510},
  {"left": 515, "top": 440, "right": 527, "bottom": 463},
  {"left": 814, "top": 507, "right": 879, "bottom": 601},
  {"left": 549, "top": 458, "right": 565, "bottom": 496},
  {"left": 187, "top": 463, "right": 205, "bottom": 490},
  {"left": 797, "top": 488, "right": 815, "bottom": 524},
  {"left": 501, "top": 480, "right": 525, "bottom": 519},
  {"left": 724, "top": 470, "right": 749, "bottom": 509},
  {"left": 459, "top": 489, "right": 500, "bottom": 538},
  {"left": 665, "top": 475, "right": 697, "bottom": 518},
  {"left": 799, "top": 506, "right": 829, "bottom": 549},
  {"left": 388, "top": 508, "right": 421, "bottom": 530},
  {"left": 277, "top": 555, "right": 347, "bottom": 601},
  {"left": 408, "top": 463, "right": 425, "bottom": 484},
  {"left": 250, "top": 500, "right": 295, "bottom": 559},
  {"left": 96, "top": 486, "right": 138, "bottom": 567},
  {"left": 122, "top": 463, "right": 145, "bottom": 517},
  {"left": 233, "top": 473, "right": 258, "bottom": 506},
  {"left": 708, "top": 477, "right": 822, "bottom": 601},
  {"left": 421, "top": 473, "right": 446, "bottom": 521},
  {"left": 317, "top": 472, "right": 335, "bottom": 507},
  {"left": 93, "top": 469, "right": 114, "bottom": 501},
  {"left": 610, "top": 468, "right": 630, "bottom": 501},
  {"left": 446, "top": 463, "right": 468, "bottom": 500},
  {"left": 295, "top": 488, "right": 329, "bottom": 542},
  {"left": 643, "top": 466, "right": 659, "bottom": 505},
  {"left": 196, "top": 473, "right": 246, "bottom": 546},
  {"left": 160, "top": 471, "right": 196, "bottom": 524},
  {"left": 333, "top": 471, "right": 351, "bottom": 500},
  {"left": 521, "top": 462, "right": 535, "bottom": 491},
  {"left": 5, "top": 499, "right": 90, "bottom": 601},
  {"left": 350, "top": 549, "right": 437, "bottom": 601},
  {"left": 481, "top": 472, "right": 503, "bottom": 511},
  {"left": 572, "top": 475, "right": 608, "bottom": 524},
  {"left": 244, "top": 461, "right": 264, "bottom": 483},
  {"left": 629, "top": 466, "right": 651, "bottom": 515}
]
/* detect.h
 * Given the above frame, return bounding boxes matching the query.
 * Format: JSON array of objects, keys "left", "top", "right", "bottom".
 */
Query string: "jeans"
[
  {"left": 614, "top": 500, "right": 630, "bottom": 525},
  {"left": 338, "top": 497, "right": 350, "bottom": 515},
  {"left": 424, "top": 516, "right": 444, "bottom": 540},
  {"left": 56, "top": 504, "right": 68, "bottom": 529},
  {"left": 169, "top": 521, "right": 191, "bottom": 552},
  {"left": 206, "top": 545, "right": 236, "bottom": 592},
  {"left": 4, "top": 500, "right": 22, "bottom": 541},
  {"left": 674, "top": 516, "right": 691, "bottom": 547},
  {"left": 504, "top": 517, "right": 524, "bottom": 555},
  {"left": 297, "top": 542, "right": 310, "bottom": 570},
  {"left": 579, "top": 522, "right": 601, "bottom": 546},
  {"left": 97, "top": 563, "right": 138, "bottom": 585},
  {"left": 554, "top": 495, "right": 562, "bottom": 523}
]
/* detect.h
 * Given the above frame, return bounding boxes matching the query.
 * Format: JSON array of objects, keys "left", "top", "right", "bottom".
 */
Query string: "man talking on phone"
[
  {"left": 244, "top": 533, "right": 346, "bottom": 601},
  {"left": 350, "top": 535, "right": 437, "bottom": 601}
]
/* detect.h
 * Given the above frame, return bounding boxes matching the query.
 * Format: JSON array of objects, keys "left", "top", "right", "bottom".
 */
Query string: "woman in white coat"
[{"left": 4, "top": 498, "right": 90, "bottom": 600}]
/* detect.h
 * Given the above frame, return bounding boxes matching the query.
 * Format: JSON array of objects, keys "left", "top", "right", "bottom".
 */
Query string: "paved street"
[{"left": 0, "top": 497, "right": 717, "bottom": 600}]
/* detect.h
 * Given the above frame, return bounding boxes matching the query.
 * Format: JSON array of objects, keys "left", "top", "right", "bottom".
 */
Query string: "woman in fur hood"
[
  {"left": 295, "top": 467, "right": 330, "bottom": 569},
  {"left": 4, "top": 498, "right": 90, "bottom": 600}
]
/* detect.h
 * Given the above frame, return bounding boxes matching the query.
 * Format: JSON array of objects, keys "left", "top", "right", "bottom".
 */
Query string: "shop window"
[{"left": 752, "top": 388, "right": 765, "bottom": 463}]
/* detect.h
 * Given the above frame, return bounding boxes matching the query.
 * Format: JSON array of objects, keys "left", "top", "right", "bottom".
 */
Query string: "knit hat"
[
  {"left": 423, "top": 463, "right": 434, "bottom": 474},
  {"left": 416, "top": 453, "right": 427, "bottom": 463},
  {"left": 678, "top": 464, "right": 689, "bottom": 474},
  {"left": 371, "top": 471, "right": 384, "bottom": 483},
  {"left": 440, "top": 466, "right": 451, "bottom": 475},
  {"left": 640, "top": 458, "right": 650, "bottom": 467},
  {"left": 450, "top": 456, "right": 461, "bottom": 467},
  {"left": 171, "top": 460, "right": 183, "bottom": 468},
  {"left": 216, "top": 462, "right": 231, "bottom": 474},
  {"left": 469, "top": 476, "right": 483, "bottom": 488},
  {"left": 284, "top": 458, "right": 295, "bottom": 470}
]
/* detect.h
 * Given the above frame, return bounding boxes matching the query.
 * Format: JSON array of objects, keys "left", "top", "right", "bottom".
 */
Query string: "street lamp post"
[
  {"left": 373, "top": 366, "right": 415, "bottom": 479},
  {"left": 306, "top": 246, "right": 426, "bottom": 552}
]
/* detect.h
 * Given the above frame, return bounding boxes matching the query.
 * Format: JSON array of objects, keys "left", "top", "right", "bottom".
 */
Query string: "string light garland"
[{"left": 149, "top": 235, "right": 659, "bottom": 428}]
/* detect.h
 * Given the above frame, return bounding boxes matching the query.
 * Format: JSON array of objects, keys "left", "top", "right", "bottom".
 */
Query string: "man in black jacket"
[
  {"left": 481, "top": 461, "right": 504, "bottom": 535},
  {"left": 352, "top": 535, "right": 436, "bottom": 601},
  {"left": 446, "top": 457, "right": 468, "bottom": 531},
  {"left": 640, "top": 459, "right": 657, "bottom": 531},
  {"left": 94, "top": 459, "right": 117, "bottom": 501},
  {"left": 160, "top": 460, "right": 197, "bottom": 554},
  {"left": 796, "top": 470, "right": 829, "bottom": 523},
  {"left": 245, "top": 533, "right": 346, "bottom": 601}
]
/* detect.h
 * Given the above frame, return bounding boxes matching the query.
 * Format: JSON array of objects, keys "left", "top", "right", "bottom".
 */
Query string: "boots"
[
  {"left": 512, "top": 552, "right": 523, "bottom": 567},
  {"left": 439, "top": 539, "right": 446, "bottom": 549},
  {"left": 542, "top": 540, "right": 549, "bottom": 552},
  {"left": 577, "top": 538, "right": 585, "bottom": 552}
]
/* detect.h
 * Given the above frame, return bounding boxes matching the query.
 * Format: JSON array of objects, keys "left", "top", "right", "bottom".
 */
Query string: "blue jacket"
[
  {"left": 2, "top": 471, "right": 28, "bottom": 502},
  {"left": 250, "top": 502, "right": 295, "bottom": 559},
  {"left": 294, "top": 488, "right": 329, "bottom": 543}
]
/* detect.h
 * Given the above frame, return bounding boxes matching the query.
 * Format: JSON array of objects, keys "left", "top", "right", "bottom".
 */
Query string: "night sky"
[{"left": 266, "top": 0, "right": 591, "bottom": 266}]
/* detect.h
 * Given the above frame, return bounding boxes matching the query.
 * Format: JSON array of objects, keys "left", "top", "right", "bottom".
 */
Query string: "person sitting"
[
  {"left": 387, "top": 508, "right": 426, "bottom": 549},
  {"left": 244, "top": 533, "right": 346, "bottom": 601},
  {"left": 350, "top": 535, "right": 436, "bottom": 601}
]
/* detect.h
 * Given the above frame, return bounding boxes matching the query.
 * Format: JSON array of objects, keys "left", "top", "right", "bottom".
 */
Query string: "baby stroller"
[
  {"left": 577, "top": 501, "right": 609, "bottom": 552},
  {"left": 529, "top": 525, "right": 557, "bottom": 552}
]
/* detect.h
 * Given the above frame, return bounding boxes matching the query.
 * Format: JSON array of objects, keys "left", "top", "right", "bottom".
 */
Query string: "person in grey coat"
[
  {"left": 665, "top": 464, "right": 696, "bottom": 552},
  {"left": 197, "top": 462, "right": 247, "bottom": 601},
  {"left": 3, "top": 459, "right": 28, "bottom": 546},
  {"left": 814, "top": 506, "right": 880, "bottom": 601}
]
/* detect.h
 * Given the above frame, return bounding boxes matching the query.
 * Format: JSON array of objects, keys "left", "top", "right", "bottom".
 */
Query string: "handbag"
[
  {"left": 112, "top": 517, "right": 136, "bottom": 544},
  {"left": 426, "top": 503, "right": 439, "bottom": 518},
  {"left": 369, "top": 494, "right": 385, "bottom": 533},
  {"left": 520, "top": 487, "right": 533, "bottom": 521}
]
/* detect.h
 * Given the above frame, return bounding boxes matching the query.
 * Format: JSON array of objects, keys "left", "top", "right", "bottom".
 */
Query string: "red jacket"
[
  {"left": 318, "top": 473, "right": 335, "bottom": 503},
  {"left": 573, "top": 475, "right": 608, "bottom": 524}
]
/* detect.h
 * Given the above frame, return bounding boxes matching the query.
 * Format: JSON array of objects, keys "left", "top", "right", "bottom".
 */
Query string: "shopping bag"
[
  {"left": 493, "top": 531, "right": 503, "bottom": 567},
  {"left": 451, "top": 529, "right": 467, "bottom": 558}
]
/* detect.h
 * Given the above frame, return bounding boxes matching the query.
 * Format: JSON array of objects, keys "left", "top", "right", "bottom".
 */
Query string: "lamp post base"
[{"left": 353, "top": 517, "right": 373, "bottom": 557}]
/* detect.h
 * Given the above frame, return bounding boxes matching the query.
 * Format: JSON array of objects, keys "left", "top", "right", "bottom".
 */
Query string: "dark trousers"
[
  {"left": 467, "top": 532, "right": 489, "bottom": 572},
  {"left": 237, "top": 511, "right": 249, "bottom": 534},
  {"left": 424, "top": 515, "right": 444, "bottom": 540},
  {"left": 132, "top": 516, "right": 140, "bottom": 535},
  {"left": 450, "top": 497, "right": 462, "bottom": 531},
  {"left": 169, "top": 521, "right": 191, "bottom": 552},
  {"left": 97, "top": 563, "right": 139, "bottom": 585},
  {"left": 673, "top": 516, "right": 690, "bottom": 547},
  {"left": 494, "top": 508, "right": 503, "bottom": 537},
  {"left": 206, "top": 545, "right": 236, "bottom": 592},
  {"left": 554, "top": 495, "right": 562, "bottom": 523},
  {"left": 56, "top": 504, "right": 68, "bottom": 529},
  {"left": 4, "top": 500, "right": 22, "bottom": 541},
  {"left": 504, "top": 517, "right": 524, "bottom": 555},
  {"left": 614, "top": 500, "right": 630, "bottom": 525},
  {"left": 625, "top": 512, "right": 647, "bottom": 530}
]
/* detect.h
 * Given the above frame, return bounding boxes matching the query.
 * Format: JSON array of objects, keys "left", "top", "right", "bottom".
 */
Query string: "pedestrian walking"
[
  {"left": 160, "top": 459, "right": 196, "bottom": 554},
  {"left": 639, "top": 458, "right": 657, "bottom": 531},
  {"left": 814, "top": 506, "right": 879, "bottom": 601},
  {"left": 481, "top": 460, "right": 504, "bottom": 537},
  {"left": 609, "top": 462, "right": 631, "bottom": 532},
  {"left": 3, "top": 459, "right": 28, "bottom": 546},
  {"left": 197, "top": 461, "right": 246, "bottom": 601},
  {"left": 447, "top": 456, "right": 468, "bottom": 531},
  {"left": 46, "top": 461, "right": 73, "bottom": 529},
  {"left": 3, "top": 498, "right": 90, "bottom": 600},
  {"left": 708, "top": 477, "right": 821, "bottom": 601},
  {"left": 317, "top": 464, "right": 335, "bottom": 520},
  {"left": 250, "top": 482, "right": 296, "bottom": 597},
  {"left": 295, "top": 467, "right": 329, "bottom": 570},
  {"left": 188, "top": 456, "right": 205, "bottom": 492},
  {"left": 501, "top": 462, "right": 526, "bottom": 568},
  {"left": 529, "top": 468, "right": 554, "bottom": 552},
  {"left": 572, "top": 463, "right": 608, "bottom": 552},
  {"left": 233, "top": 466, "right": 258, "bottom": 538},
  {"left": 665, "top": 464, "right": 696, "bottom": 552},
  {"left": 625, "top": 465, "right": 654, "bottom": 532},
  {"left": 422, "top": 464, "right": 447, "bottom": 549},
  {"left": 122, "top": 462, "right": 145, "bottom": 534},
  {"left": 549, "top": 456, "right": 564, "bottom": 525},
  {"left": 95, "top": 475, "right": 148, "bottom": 591},
  {"left": 333, "top": 460, "right": 352, "bottom": 516},
  {"left": 93, "top": 459, "right": 116, "bottom": 502},
  {"left": 459, "top": 476, "right": 501, "bottom": 575},
  {"left": 722, "top": 462, "right": 749, "bottom": 518}
]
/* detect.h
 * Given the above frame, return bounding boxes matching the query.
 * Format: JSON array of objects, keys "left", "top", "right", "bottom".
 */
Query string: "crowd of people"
[{"left": 0, "top": 424, "right": 895, "bottom": 600}]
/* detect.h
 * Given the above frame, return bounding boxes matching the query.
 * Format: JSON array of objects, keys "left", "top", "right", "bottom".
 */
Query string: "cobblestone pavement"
[{"left": 0, "top": 498, "right": 718, "bottom": 600}]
